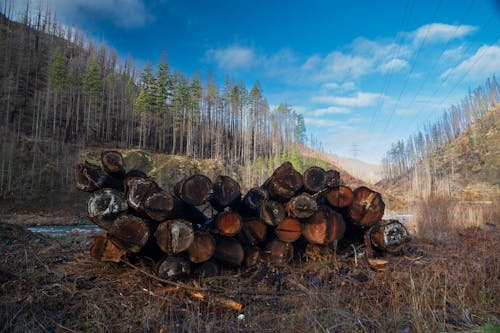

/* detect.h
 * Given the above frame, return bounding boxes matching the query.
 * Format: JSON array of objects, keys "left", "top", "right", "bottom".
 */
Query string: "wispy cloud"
[
  {"left": 309, "top": 106, "right": 350, "bottom": 116},
  {"left": 412, "top": 23, "right": 478, "bottom": 44},
  {"left": 378, "top": 58, "right": 408, "bottom": 73},
  {"left": 304, "top": 118, "right": 344, "bottom": 127},
  {"left": 311, "top": 92, "right": 382, "bottom": 107},
  {"left": 205, "top": 45, "right": 256, "bottom": 71},
  {"left": 440, "top": 44, "right": 500, "bottom": 81}
]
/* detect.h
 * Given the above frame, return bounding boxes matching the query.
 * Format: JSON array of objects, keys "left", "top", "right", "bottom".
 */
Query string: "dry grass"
[{"left": 1, "top": 209, "right": 499, "bottom": 332}]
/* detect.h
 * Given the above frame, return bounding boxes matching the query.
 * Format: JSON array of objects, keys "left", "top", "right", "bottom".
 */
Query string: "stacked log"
[{"left": 76, "top": 151, "right": 410, "bottom": 280}]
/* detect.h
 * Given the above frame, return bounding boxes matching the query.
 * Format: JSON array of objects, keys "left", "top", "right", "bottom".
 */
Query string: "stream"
[{"left": 27, "top": 224, "right": 103, "bottom": 237}]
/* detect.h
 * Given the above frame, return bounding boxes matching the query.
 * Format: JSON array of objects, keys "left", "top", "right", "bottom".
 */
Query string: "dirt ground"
[{"left": 1, "top": 220, "right": 499, "bottom": 333}]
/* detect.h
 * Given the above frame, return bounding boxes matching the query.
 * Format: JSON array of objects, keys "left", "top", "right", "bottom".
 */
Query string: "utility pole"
[{"left": 351, "top": 143, "right": 360, "bottom": 159}]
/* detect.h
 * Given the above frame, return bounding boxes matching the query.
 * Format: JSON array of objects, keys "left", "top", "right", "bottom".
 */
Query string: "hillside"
[
  {"left": 323, "top": 154, "right": 382, "bottom": 184},
  {"left": 378, "top": 105, "right": 500, "bottom": 203}
]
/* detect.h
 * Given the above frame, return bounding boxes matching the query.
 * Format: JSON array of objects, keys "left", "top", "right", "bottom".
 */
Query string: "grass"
[{"left": 1, "top": 198, "right": 499, "bottom": 332}]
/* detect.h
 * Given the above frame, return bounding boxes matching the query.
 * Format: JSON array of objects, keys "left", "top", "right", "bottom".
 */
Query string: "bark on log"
[
  {"left": 285, "top": 193, "right": 318, "bottom": 219},
  {"left": 266, "top": 162, "right": 304, "bottom": 201},
  {"left": 326, "top": 185, "right": 354, "bottom": 208},
  {"left": 187, "top": 231, "right": 216, "bottom": 263},
  {"left": 369, "top": 219, "right": 410, "bottom": 253},
  {"left": 74, "top": 161, "right": 109, "bottom": 192},
  {"left": 174, "top": 174, "right": 212, "bottom": 206},
  {"left": 101, "top": 150, "right": 125, "bottom": 175},
  {"left": 108, "top": 215, "right": 150, "bottom": 253},
  {"left": 303, "top": 166, "right": 327, "bottom": 193},
  {"left": 303, "top": 206, "right": 345, "bottom": 245},
  {"left": 155, "top": 219, "right": 194, "bottom": 255},
  {"left": 239, "top": 218, "right": 267, "bottom": 245},
  {"left": 89, "top": 234, "right": 126, "bottom": 262},
  {"left": 266, "top": 239, "right": 294, "bottom": 265},
  {"left": 215, "top": 211, "right": 242, "bottom": 236},
  {"left": 244, "top": 246, "right": 266, "bottom": 268},
  {"left": 259, "top": 200, "right": 286, "bottom": 226},
  {"left": 348, "top": 186, "right": 385, "bottom": 227},
  {"left": 214, "top": 237, "right": 245, "bottom": 267},
  {"left": 325, "top": 169, "right": 341, "bottom": 188},
  {"left": 144, "top": 191, "right": 175, "bottom": 221},
  {"left": 275, "top": 217, "right": 302, "bottom": 243},
  {"left": 242, "top": 187, "right": 269, "bottom": 211},
  {"left": 125, "top": 177, "right": 161, "bottom": 212},
  {"left": 210, "top": 176, "right": 241, "bottom": 210},
  {"left": 157, "top": 257, "right": 191, "bottom": 280},
  {"left": 87, "top": 188, "right": 128, "bottom": 229}
]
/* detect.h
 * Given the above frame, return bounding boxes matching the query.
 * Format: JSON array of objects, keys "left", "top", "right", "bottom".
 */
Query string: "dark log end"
[
  {"left": 176, "top": 174, "right": 212, "bottom": 206},
  {"left": 267, "top": 162, "right": 304, "bottom": 200},
  {"left": 101, "top": 150, "right": 125, "bottom": 175},
  {"left": 285, "top": 193, "right": 318, "bottom": 219},
  {"left": 157, "top": 257, "right": 191, "bottom": 280},
  {"left": 303, "top": 166, "right": 327, "bottom": 193},
  {"left": 211, "top": 176, "right": 241, "bottom": 209},
  {"left": 214, "top": 237, "right": 245, "bottom": 267},
  {"left": 266, "top": 239, "right": 294, "bottom": 265},
  {"left": 259, "top": 200, "right": 285, "bottom": 226},
  {"left": 325, "top": 169, "right": 341, "bottom": 188},
  {"left": 193, "top": 259, "right": 220, "bottom": 277},
  {"left": 243, "top": 187, "right": 269, "bottom": 210},
  {"left": 125, "top": 177, "right": 161, "bottom": 212},
  {"left": 87, "top": 188, "right": 128, "bottom": 229},
  {"left": 155, "top": 219, "right": 194, "bottom": 255},
  {"left": 187, "top": 231, "right": 216, "bottom": 263},
  {"left": 245, "top": 246, "right": 266, "bottom": 268},
  {"left": 144, "top": 191, "right": 175, "bottom": 221},
  {"left": 239, "top": 218, "right": 267, "bottom": 245},
  {"left": 108, "top": 215, "right": 150, "bottom": 253},
  {"left": 74, "top": 161, "right": 108, "bottom": 192}
]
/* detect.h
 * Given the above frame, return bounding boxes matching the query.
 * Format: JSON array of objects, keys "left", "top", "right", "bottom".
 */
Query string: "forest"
[{"left": 0, "top": 5, "right": 308, "bottom": 197}]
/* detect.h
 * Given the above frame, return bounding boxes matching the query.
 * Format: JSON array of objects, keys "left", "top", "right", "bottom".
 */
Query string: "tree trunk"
[
  {"left": 125, "top": 177, "right": 161, "bottom": 212},
  {"left": 348, "top": 186, "right": 385, "bottom": 227},
  {"left": 303, "top": 166, "right": 327, "bottom": 193},
  {"left": 101, "top": 150, "right": 125, "bottom": 175},
  {"left": 214, "top": 237, "right": 244, "bottom": 267},
  {"left": 266, "top": 162, "right": 303, "bottom": 201},
  {"left": 275, "top": 217, "right": 302, "bottom": 243},
  {"left": 242, "top": 187, "right": 269, "bottom": 211},
  {"left": 144, "top": 191, "right": 175, "bottom": 221},
  {"left": 157, "top": 256, "right": 191, "bottom": 280},
  {"left": 303, "top": 206, "right": 345, "bottom": 245},
  {"left": 174, "top": 174, "right": 212, "bottom": 206},
  {"left": 239, "top": 218, "right": 267, "bottom": 245},
  {"left": 215, "top": 211, "right": 242, "bottom": 236},
  {"left": 89, "top": 234, "right": 126, "bottom": 262},
  {"left": 285, "top": 193, "right": 317, "bottom": 218},
  {"left": 154, "top": 219, "right": 194, "bottom": 255},
  {"left": 266, "top": 239, "right": 294, "bottom": 265},
  {"left": 369, "top": 219, "right": 410, "bottom": 253},
  {"left": 325, "top": 169, "right": 340, "bottom": 188},
  {"left": 74, "top": 161, "right": 108, "bottom": 192},
  {"left": 187, "top": 231, "right": 216, "bottom": 263},
  {"left": 87, "top": 188, "right": 128, "bottom": 229},
  {"left": 259, "top": 200, "right": 285, "bottom": 226},
  {"left": 325, "top": 185, "right": 354, "bottom": 208},
  {"left": 107, "top": 214, "right": 150, "bottom": 253},
  {"left": 210, "top": 175, "right": 241, "bottom": 210}
]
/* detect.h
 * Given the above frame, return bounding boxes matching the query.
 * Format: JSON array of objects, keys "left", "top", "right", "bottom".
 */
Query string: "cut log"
[
  {"left": 144, "top": 191, "right": 175, "bottom": 221},
  {"left": 210, "top": 176, "right": 241, "bottom": 210},
  {"left": 74, "top": 161, "right": 109, "bottom": 192},
  {"left": 215, "top": 211, "right": 242, "bottom": 236},
  {"left": 266, "top": 162, "right": 304, "bottom": 201},
  {"left": 101, "top": 150, "right": 125, "bottom": 175},
  {"left": 124, "top": 169, "right": 148, "bottom": 180},
  {"left": 242, "top": 187, "right": 269, "bottom": 211},
  {"left": 259, "top": 200, "right": 286, "bottom": 226},
  {"left": 155, "top": 219, "right": 194, "bottom": 255},
  {"left": 125, "top": 177, "right": 161, "bottom": 212},
  {"left": 214, "top": 237, "right": 245, "bottom": 267},
  {"left": 108, "top": 215, "right": 150, "bottom": 253},
  {"left": 87, "top": 188, "right": 128, "bottom": 229},
  {"left": 275, "top": 217, "right": 302, "bottom": 243},
  {"left": 303, "top": 166, "right": 327, "bottom": 193},
  {"left": 193, "top": 259, "right": 220, "bottom": 277},
  {"left": 89, "top": 234, "right": 126, "bottom": 262},
  {"left": 325, "top": 169, "right": 340, "bottom": 188},
  {"left": 157, "top": 257, "right": 191, "bottom": 280},
  {"left": 348, "top": 186, "right": 385, "bottom": 227},
  {"left": 285, "top": 193, "right": 318, "bottom": 219},
  {"left": 244, "top": 246, "right": 266, "bottom": 268},
  {"left": 266, "top": 239, "right": 294, "bottom": 265},
  {"left": 369, "top": 219, "right": 410, "bottom": 253},
  {"left": 303, "top": 206, "right": 346, "bottom": 245},
  {"left": 174, "top": 174, "right": 212, "bottom": 206},
  {"left": 187, "top": 231, "right": 216, "bottom": 263},
  {"left": 239, "top": 218, "right": 267, "bottom": 245},
  {"left": 326, "top": 185, "right": 354, "bottom": 208}
]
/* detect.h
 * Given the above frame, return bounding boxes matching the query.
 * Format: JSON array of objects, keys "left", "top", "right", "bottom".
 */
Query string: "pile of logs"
[{"left": 76, "top": 151, "right": 410, "bottom": 279}]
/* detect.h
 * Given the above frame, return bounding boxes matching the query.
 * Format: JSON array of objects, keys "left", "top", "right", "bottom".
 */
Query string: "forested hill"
[{"left": 0, "top": 10, "right": 308, "bottom": 197}]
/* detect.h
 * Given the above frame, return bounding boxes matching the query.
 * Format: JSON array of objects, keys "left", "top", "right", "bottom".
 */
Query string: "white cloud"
[
  {"left": 309, "top": 106, "right": 350, "bottom": 116},
  {"left": 205, "top": 45, "right": 256, "bottom": 71},
  {"left": 412, "top": 23, "right": 478, "bottom": 44},
  {"left": 440, "top": 45, "right": 500, "bottom": 81},
  {"left": 311, "top": 92, "right": 382, "bottom": 107},
  {"left": 304, "top": 118, "right": 344, "bottom": 127},
  {"left": 378, "top": 58, "right": 408, "bottom": 73},
  {"left": 322, "top": 81, "right": 355, "bottom": 91}
]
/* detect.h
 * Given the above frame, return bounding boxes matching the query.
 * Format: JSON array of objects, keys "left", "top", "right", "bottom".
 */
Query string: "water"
[{"left": 27, "top": 224, "right": 102, "bottom": 237}]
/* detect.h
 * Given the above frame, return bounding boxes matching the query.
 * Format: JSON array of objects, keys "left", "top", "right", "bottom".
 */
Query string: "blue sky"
[{"left": 11, "top": 0, "right": 500, "bottom": 163}]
